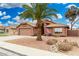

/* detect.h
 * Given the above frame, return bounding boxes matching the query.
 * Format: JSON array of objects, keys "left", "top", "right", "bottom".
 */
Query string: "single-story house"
[
  {"left": 16, "top": 23, "right": 36, "bottom": 35},
  {"left": 5, "top": 26, "right": 18, "bottom": 35},
  {"left": 16, "top": 20, "right": 69, "bottom": 36},
  {"left": 0, "top": 24, "right": 5, "bottom": 33},
  {"left": 44, "top": 20, "right": 69, "bottom": 36}
]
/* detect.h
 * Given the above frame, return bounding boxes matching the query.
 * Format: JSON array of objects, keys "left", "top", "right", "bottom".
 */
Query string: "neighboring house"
[
  {"left": 5, "top": 26, "right": 18, "bottom": 35},
  {"left": 0, "top": 24, "right": 5, "bottom": 33},
  {"left": 16, "top": 20, "right": 69, "bottom": 36}
]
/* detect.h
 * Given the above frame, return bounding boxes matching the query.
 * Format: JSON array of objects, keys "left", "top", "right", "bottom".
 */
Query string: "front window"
[{"left": 54, "top": 28, "right": 62, "bottom": 34}]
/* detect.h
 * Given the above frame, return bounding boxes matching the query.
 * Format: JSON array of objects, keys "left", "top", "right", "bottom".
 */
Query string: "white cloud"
[
  {"left": 0, "top": 11, "right": 3, "bottom": 16},
  {"left": 0, "top": 4, "right": 9, "bottom": 8},
  {"left": 0, "top": 3, "right": 22, "bottom": 8},
  {"left": 18, "top": 12, "right": 21, "bottom": 14},
  {"left": 0, "top": 3, "right": 31, "bottom": 8},
  {"left": 62, "top": 3, "right": 67, "bottom": 4},
  {"left": 3, "top": 12, "right": 6, "bottom": 15},
  {"left": 66, "top": 19, "right": 71, "bottom": 23},
  {"left": 18, "top": 19, "right": 26, "bottom": 23},
  {"left": 17, "top": 11, "right": 23, "bottom": 15},
  {"left": 0, "top": 11, "right": 6, "bottom": 16},
  {"left": 57, "top": 14, "right": 62, "bottom": 19},
  {"left": 13, "top": 16, "right": 26, "bottom": 23},
  {"left": 1, "top": 15, "right": 11, "bottom": 19},
  {"left": 8, "top": 21, "right": 14, "bottom": 25},
  {"left": 8, "top": 21, "right": 20, "bottom": 26},
  {"left": 66, "top": 4, "right": 77, "bottom": 8},
  {"left": 13, "top": 16, "right": 21, "bottom": 23},
  {"left": 14, "top": 22, "right": 20, "bottom": 25},
  {"left": 25, "top": 19, "right": 30, "bottom": 22},
  {"left": 13, "top": 16, "right": 20, "bottom": 20},
  {"left": 13, "top": 16, "right": 19, "bottom": 20}
]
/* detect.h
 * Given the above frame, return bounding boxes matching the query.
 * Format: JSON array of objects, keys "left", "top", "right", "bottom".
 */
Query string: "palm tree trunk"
[
  {"left": 71, "top": 22, "right": 73, "bottom": 30},
  {"left": 36, "top": 20, "right": 42, "bottom": 41}
]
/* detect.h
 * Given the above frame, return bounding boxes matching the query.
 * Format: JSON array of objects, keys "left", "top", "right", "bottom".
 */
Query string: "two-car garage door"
[{"left": 19, "top": 28, "right": 33, "bottom": 36}]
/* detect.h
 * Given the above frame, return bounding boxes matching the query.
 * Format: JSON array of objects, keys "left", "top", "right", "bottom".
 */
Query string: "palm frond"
[
  {"left": 44, "top": 16, "right": 53, "bottom": 21},
  {"left": 19, "top": 3, "right": 58, "bottom": 21},
  {"left": 22, "top": 4, "right": 32, "bottom": 9}
]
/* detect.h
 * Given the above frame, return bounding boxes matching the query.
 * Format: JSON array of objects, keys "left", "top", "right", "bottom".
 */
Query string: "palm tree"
[
  {"left": 20, "top": 3, "right": 58, "bottom": 41},
  {"left": 65, "top": 6, "right": 79, "bottom": 30}
]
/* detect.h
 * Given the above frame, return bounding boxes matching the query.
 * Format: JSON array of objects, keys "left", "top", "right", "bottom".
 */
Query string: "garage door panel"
[{"left": 19, "top": 28, "right": 33, "bottom": 35}]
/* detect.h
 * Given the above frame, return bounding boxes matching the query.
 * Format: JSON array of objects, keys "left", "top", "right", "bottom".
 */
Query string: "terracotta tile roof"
[
  {"left": 42, "top": 20, "right": 69, "bottom": 28},
  {"left": 6, "top": 26, "right": 16, "bottom": 29},
  {"left": 16, "top": 20, "right": 69, "bottom": 28},
  {"left": 46, "top": 23, "right": 69, "bottom": 28},
  {"left": 16, "top": 22, "right": 36, "bottom": 28}
]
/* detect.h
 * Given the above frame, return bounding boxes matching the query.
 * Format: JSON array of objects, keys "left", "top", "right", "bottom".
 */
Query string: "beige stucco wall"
[
  {"left": 18, "top": 28, "right": 34, "bottom": 36},
  {"left": 17, "top": 24, "right": 34, "bottom": 36},
  {"left": 8, "top": 29, "right": 18, "bottom": 35},
  {"left": 44, "top": 27, "right": 68, "bottom": 36},
  {"left": 52, "top": 28, "right": 67, "bottom": 36}
]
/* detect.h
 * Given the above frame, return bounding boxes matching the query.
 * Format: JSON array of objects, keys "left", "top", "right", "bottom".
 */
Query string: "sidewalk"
[
  {"left": 0, "top": 35, "right": 29, "bottom": 41},
  {"left": 0, "top": 41, "right": 67, "bottom": 56}
]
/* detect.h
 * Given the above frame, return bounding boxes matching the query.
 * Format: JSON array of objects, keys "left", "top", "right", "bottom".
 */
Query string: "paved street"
[{"left": 0, "top": 47, "right": 25, "bottom": 56}]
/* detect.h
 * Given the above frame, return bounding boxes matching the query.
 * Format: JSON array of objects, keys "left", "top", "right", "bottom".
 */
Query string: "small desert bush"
[
  {"left": 46, "top": 39, "right": 57, "bottom": 45},
  {"left": 57, "top": 42, "right": 73, "bottom": 51},
  {"left": 69, "top": 42, "right": 78, "bottom": 47},
  {"left": 63, "top": 39, "right": 79, "bottom": 47},
  {"left": 63, "top": 39, "right": 69, "bottom": 43}
]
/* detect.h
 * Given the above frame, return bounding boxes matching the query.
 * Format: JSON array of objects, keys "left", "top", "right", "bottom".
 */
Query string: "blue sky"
[{"left": 0, "top": 3, "right": 79, "bottom": 28}]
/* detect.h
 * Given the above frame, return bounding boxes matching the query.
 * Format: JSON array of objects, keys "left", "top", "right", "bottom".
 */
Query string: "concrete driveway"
[{"left": 0, "top": 35, "right": 30, "bottom": 41}]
